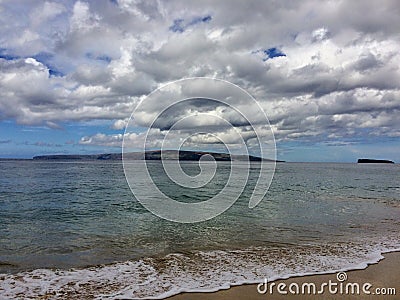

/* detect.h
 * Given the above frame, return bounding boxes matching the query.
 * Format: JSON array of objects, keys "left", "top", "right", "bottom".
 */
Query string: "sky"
[{"left": 0, "top": 0, "right": 399, "bottom": 162}]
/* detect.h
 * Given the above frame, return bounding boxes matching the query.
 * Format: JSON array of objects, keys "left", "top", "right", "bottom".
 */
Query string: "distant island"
[
  {"left": 357, "top": 158, "right": 394, "bottom": 164},
  {"left": 33, "top": 150, "right": 285, "bottom": 162}
]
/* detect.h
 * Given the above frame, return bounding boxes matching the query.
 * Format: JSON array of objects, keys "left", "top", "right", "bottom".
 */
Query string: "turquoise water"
[{"left": 0, "top": 161, "right": 399, "bottom": 298}]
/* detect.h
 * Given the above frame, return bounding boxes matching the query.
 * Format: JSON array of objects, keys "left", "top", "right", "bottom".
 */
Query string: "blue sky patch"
[
  {"left": 32, "top": 52, "right": 65, "bottom": 77},
  {"left": 32, "top": 52, "right": 53, "bottom": 63},
  {"left": 48, "top": 69, "right": 64, "bottom": 77},
  {"left": 0, "top": 48, "right": 19, "bottom": 60},
  {"left": 263, "top": 47, "right": 286, "bottom": 60},
  {"left": 188, "top": 15, "right": 212, "bottom": 26},
  {"left": 169, "top": 15, "right": 212, "bottom": 33},
  {"left": 96, "top": 55, "right": 112, "bottom": 63},
  {"left": 85, "top": 52, "right": 112, "bottom": 63},
  {"left": 169, "top": 19, "right": 185, "bottom": 33}
]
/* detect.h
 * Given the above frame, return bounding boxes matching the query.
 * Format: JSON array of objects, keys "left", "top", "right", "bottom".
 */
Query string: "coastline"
[{"left": 168, "top": 251, "right": 400, "bottom": 300}]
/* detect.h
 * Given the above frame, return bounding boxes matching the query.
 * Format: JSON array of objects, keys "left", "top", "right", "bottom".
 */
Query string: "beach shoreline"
[{"left": 168, "top": 251, "right": 400, "bottom": 300}]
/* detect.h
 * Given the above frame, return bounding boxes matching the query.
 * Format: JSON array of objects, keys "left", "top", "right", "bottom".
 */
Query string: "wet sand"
[{"left": 168, "top": 251, "right": 399, "bottom": 300}]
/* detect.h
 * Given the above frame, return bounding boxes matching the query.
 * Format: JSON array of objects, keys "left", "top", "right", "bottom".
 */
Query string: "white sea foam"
[{"left": 1, "top": 236, "right": 399, "bottom": 299}]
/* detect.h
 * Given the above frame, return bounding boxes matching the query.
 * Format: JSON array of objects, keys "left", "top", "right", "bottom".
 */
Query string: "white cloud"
[
  {"left": 30, "top": 1, "right": 66, "bottom": 27},
  {"left": 312, "top": 27, "right": 330, "bottom": 42},
  {"left": 0, "top": 0, "right": 399, "bottom": 149},
  {"left": 112, "top": 119, "right": 128, "bottom": 130},
  {"left": 70, "top": 1, "right": 100, "bottom": 32}
]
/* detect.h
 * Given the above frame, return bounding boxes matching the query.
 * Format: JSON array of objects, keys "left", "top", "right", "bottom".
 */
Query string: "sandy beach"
[{"left": 169, "top": 251, "right": 399, "bottom": 300}]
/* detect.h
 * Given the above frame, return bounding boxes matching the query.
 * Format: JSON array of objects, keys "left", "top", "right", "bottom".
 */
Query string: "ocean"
[{"left": 0, "top": 160, "right": 399, "bottom": 299}]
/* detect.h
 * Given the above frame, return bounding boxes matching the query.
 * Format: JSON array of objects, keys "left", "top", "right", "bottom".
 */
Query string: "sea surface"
[{"left": 0, "top": 160, "right": 399, "bottom": 299}]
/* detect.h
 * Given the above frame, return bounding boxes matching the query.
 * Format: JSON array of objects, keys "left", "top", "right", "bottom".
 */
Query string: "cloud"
[
  {"left": 111, "top": 119, "right": 129, "bottom": 130},
  {"left": 80, "top": 132, "right": 124, "bottom": 147},
  {"left": 20, "top": 140, "right": 62, "bottom": 147},
  {"left": 32, "top": 141, "right": 62, "bottom": 147},
  {"left": 0, "top": 0, "right": 399, "bottom": 151},
  {"left": 312, "top": 27, "right": 330, "bottom": 42},
  {"left": 0, "top": 57, "right": 137, "bottom": 125}
]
